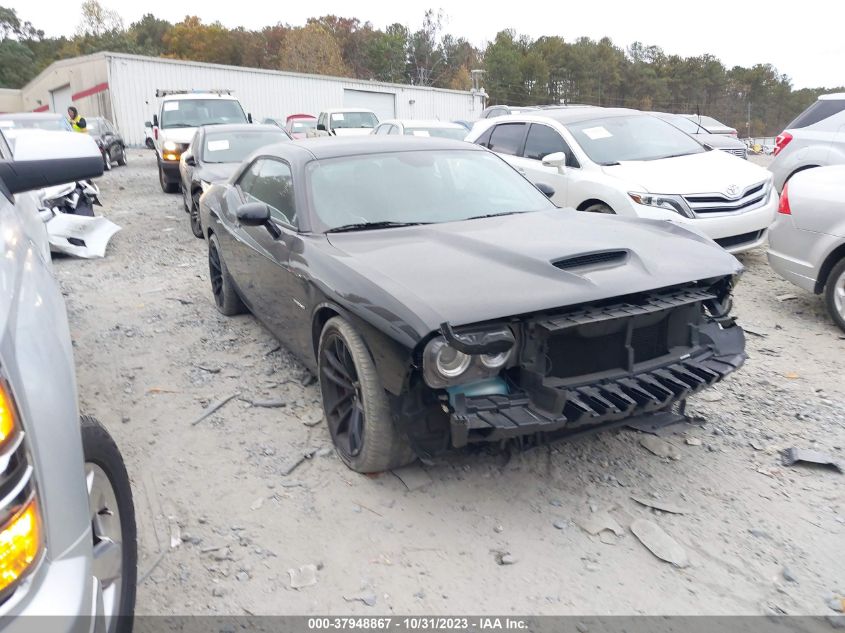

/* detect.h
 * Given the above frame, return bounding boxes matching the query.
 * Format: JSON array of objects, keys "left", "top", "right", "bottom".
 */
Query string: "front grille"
[
  {"left": 553, "top": 250, "right": 627, "bottom": 270},
  {"left": 683, "top": 181, "right": 767, "bottom": 214},
  {"left": 720, "top": 148, "right": 747, "bottom": 159},
  {"left": 714, "top": 230, "right": 763, "bottom": 250}
]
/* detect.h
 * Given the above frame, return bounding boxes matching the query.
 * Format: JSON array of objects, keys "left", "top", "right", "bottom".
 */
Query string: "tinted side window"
[
  {"left": 474, "top": 127, "right": 493, "bottom": 148},
  {"left": 241, "top": 159, "right": 296, "bottom": 227},
  {"left": 788, "top": 100, "right": 845, "bottom": 129},
  {"left": 488, "top": 123, "right": 527, "bottom": 156},
  {"left": 524, "top": 124, "right": 566, "bottom": 160}
]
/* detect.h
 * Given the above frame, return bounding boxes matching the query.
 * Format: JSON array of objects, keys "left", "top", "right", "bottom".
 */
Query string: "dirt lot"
[{"left": 56, "top": 150, "right": 844, "bottom": 616}]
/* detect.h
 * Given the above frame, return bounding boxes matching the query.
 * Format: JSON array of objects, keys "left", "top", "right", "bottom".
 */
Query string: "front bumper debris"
[{"left": 449, "top": 321, "right": 745, "bottom": 448}]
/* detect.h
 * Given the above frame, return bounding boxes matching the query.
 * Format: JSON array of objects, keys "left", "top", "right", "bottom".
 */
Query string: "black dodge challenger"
[{"left": 199, "top": 137, "right": 746, "bottom": 473}]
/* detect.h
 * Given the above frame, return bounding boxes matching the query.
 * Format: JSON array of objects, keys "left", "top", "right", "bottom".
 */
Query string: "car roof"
[
  {"left": 287, "top": 114, "right": 315, "bottom": 120},
  {"left": 200, "top": 123, "right": 280, "bottom": 134},
  {"left": 161, "top": 93, "right": 240, "bottom": 101},
  {"left": 323, "top": 108, "right": 377, "bottom": 114},
  {"left": 818, "top": 93, "right": 845, "bottom": 101},
  {"left": 380, "top": 119, "right": 465, "bottom": 128},
  {"left": 259, "top": 136, "right": 484, "bottom": 161},
  {"left": 0, "top": 112, "right": 64, "bottom": 120},
  {"left": 504, "top": 107, "right": 641, "bottom": 125}
]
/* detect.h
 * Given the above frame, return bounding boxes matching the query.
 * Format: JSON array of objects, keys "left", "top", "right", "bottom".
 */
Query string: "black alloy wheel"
[
  {"left": 320, "top": 333, "right": 365, "bottom": 459},
  {"left": 190, "top": 190, "right": 203, "bottom": 238}
]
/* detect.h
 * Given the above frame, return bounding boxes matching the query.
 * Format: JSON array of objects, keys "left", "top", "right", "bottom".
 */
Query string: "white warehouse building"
[{"left": 7, "top": 51, "right": 487, "bottom": 146}]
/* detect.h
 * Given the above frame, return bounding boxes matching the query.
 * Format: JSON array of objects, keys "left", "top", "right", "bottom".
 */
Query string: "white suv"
[
  {"left": 466, "top": 108, "right": 778, "bottom": 254},
  {"left": 769, "top": 93, "right": 845, "bottom": 192},
  {"left": 146, "top": 91, "right": 251, "bottom": 193}
]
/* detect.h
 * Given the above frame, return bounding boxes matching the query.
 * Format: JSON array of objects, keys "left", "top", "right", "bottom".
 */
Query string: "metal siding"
[{"left": 108, "top": 55, "right": 484, "bottom": 146}]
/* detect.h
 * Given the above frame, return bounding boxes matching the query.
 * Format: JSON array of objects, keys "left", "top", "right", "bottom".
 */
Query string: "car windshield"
[
  {"left": 566, "top": 115, "right": 705, "bottom": 164},
  {"left": 203, "top": 131, "right": 287, "bottom": 164},
  {"left": 308, "top": 150, "right": 554, "bottom": 231},
  {"left": 404, "top": 127, "right": 467, "bottom": 141},
  {"left": 0, "top": 117, "right": 71, "bottom": 131},
  {"left": 161, "top": 99, "right": 247, "bottom": 129},
  {"left": 290, "top": 120, "right": 316, "bottom": 131},
  {"left": 331, "top": 112, "right": 378, "bottom": 129},
  {"left": 661, "top": 114, "right": 701, "bottom": 134}
]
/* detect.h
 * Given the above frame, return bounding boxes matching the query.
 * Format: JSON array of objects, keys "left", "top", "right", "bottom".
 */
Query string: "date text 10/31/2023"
[{"left": 307, "top": 617, "right": 529, "bottom": 630}]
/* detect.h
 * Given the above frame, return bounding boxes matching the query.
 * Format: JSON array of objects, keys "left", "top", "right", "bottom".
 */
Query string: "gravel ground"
[{"left": 55, "top": 150, "right": 844, "bottom": 616}]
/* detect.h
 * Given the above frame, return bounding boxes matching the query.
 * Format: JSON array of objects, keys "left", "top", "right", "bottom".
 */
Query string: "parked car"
[
  {"left": 681, "top": 114, "right": 737, "bottom": 137},
  {"left": 466, "top": 108, "right": 777, "bottom": 253},
  {"left": 87, "top": 116, "right": 127, "bottom": 170},
  {"left": 372, "top": 120, "right": 468, "bottom": 140},
  {"left": 285, "top": 114, "right": 317, "bottom": 139},
  {"left": 314, "top": 109, "right": 379, "bottom": 137},
  {"left": 0, "top": 129, "right": 136, "bottom": 631},
  {"left": 199, "top": 136, "right": 746, "bottom": 473},
  {"left": 481, "top": 105, "right": 539, "bottom": 119},
  {"left": 768, "top": 166, "right": 845, "bottom": 332},
  {"left": 146, "top": 90, "right": 252, "bottom": 194},
  {"left": 179, "top": 123, "right": 290, "bottom": 238},
  {"left": 769, "top": 93, "right": 845, "bottom": 192},
  {"left": 653, "top": 112, "right": 747, "bottom": 159},
  {"left": 0, "top": 113, "right": 72, "bottom": 149},
  {"left": 453, "top": 120, "right": 473, "bottom": 132}
]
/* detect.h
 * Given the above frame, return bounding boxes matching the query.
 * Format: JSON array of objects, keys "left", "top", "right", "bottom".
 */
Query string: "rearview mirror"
[
  {"left": 236, "top": 202, "right": 271, "bottom": 226},
  {"left": 536, "top": 183, "right": 555, "bottom": 198},
  {"left": 542, "top": 152, "right": 568, "bottom": 173},
  {"left": 247, "top": 113, "right": 253, "bottom": 123},
  {"left": 317, "top": 123, "right": 326, "bottom": 131},
  {"left": 0, "top": 131, "right": 103, "bottom": 195}
]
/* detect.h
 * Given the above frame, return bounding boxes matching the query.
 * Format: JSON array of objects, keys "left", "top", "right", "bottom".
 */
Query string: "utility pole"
[{"left": 746, "top": 101, "right": 751, "bottom": 140}]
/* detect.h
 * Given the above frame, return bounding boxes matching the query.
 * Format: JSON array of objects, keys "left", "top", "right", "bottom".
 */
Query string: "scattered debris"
[
  {"left": 200, "top": 544, "right": 227, "bottom": 554},
  {"left": 575, "top": 512, "right": 625, "bottom": 537},
  {"left": 640, "top": 436, "right": 682, "bottom": 460},
  {"left": 552, "top": 520, "right": 569, "bottom": 530},
  {"left": 352, "top": 501, "right": 383, "bottom": 517},
  {"left": 785, "top": 372, "right": 800, "bottom": 380},
  {"left": 829, "top": 598, "right": 845, "bottom": 613},
  {"left": 265, "top": 345, "right": 282, "bottom": 356},
  {"left": 302, "top": 414, "right": 323, "bottom": 427},
  {"left": 288, "top": 564, "right": 318, "bottom": 589},
  {"left": 344, "top": 593, "right": 377, "bottom": 607},
  {"left": 599, "top": 531, "right": 618, "bottom": 545},
  {"left": 749, "top": 439, "right": 765, "bottom": 451},
  {"left": 630, "top": 519, "right": 689, "bottom": 568},
  {"left": 250, "top": 497, "right": 264, "bottom": 511},
  {"left": 685, "top": 437, "right": 703, "bottom": 446},
  {"left": 392, "top": 465, "right": 433, "bottom": 491},
  {"left": 190, "top": 392, "right": 239, "bottom": 426},
  {"left": 630, "top": 495, "right": 691, "bottom": 515},
  {"left": 697, "top": 390, "right": 724, "bottom": 403},
  {"left": 493, "top": 524, "right": 504, "bottom": 533},
  {"left": 280, "top": 454, "right": 307, "bottom": 476},
  {"left": 782, "top": 567, "right": 798, "bottom": 583},
  {"left": 251, "top": 398, "right": 286, "bottom": 409},
  {"left": 300, "top": 372, "right": 317, "bottom": 387},
  {"left": 741, "top": 324, "right": 768, "bottom": 337},
  {"left": 196, "top": 365, "right": 220, "bottom": 374},
  {"left": 211, "top": 586, "right": 226, "bottom": 598},
  {"left": 776, "top": 293, "right": 798, "bottom": 302},
  {"left": 169, "top": 522, "right": 181, "bottom": 548},
  {"left": 748, "top": 528, "right": 770, "bottom": 539},
  {"left": 495, "top": 552, "right": 517, "bottom": 566},
  {"left": 781, "top": 448, "right": 842, "bottom": 473}
]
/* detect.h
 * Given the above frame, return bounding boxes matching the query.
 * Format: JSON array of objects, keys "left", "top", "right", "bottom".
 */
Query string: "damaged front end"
[{"left": 393, "top": 276, "right": 745, "bottom": 456}]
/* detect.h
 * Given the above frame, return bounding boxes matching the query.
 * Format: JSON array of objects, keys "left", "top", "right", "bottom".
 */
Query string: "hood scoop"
[{"left": 552, "top": 250, "right": 628, "bottom": 271}]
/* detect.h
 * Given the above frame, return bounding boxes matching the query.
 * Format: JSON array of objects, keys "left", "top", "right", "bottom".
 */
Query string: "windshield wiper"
[
  {"left": 464, "top": 211, "right": 524, "bottom": 221},
  {"left": 599, "top": 161, "right": 620, "bottom": 166},
  {"left": 326, "top": 221, "right": 429, "bottom": 233}
]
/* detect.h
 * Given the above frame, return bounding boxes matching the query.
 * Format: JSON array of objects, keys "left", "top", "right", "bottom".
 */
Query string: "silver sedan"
[{"left": 767, "top": 165, "right": 845, "bottom": 332}]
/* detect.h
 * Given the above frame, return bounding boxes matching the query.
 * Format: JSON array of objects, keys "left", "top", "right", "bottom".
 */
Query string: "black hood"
[{"left": 326, "top": 209, "right": 742, "bottom": 336}]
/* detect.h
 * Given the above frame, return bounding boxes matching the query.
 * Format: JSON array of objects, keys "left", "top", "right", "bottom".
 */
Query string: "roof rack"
[{"left": 155, "top": 89, "right": 234, "bottom": 98}]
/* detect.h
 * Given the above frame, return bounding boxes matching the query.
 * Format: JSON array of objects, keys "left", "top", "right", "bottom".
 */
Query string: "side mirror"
[
  {"left": 184, "top": 155, "right": 196, "bottom": 166},
  {"left": 317, "top": 123, "right": 326, "bottom": 131},
  {"left": 542, "top": 152, "right": 568, "bottom": 174},
  {"left": 144, "top": 120, "right": 152, "bottom": 128},
  {"left": 152, "top": 115, "right": 159, "bottom": 128},
  {"left": 236, "top": 202, "right": 271, "bottom": 226},
  {"left": 0, "top": 131, "right": 103, "bottom": 195},
  {"left": 247, "top": 113, "right": 253, "bottom": 123},
  {"left": 536, "top": 183, "right": 555, "bottom": 198}
]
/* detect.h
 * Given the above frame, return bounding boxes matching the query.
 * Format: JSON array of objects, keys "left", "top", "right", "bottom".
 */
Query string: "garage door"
[
  {"left": 343, "top": 89, "right": 396, "bottom": 122},
  {"left": 50, "top": 85, "right": 72, "bottom": 114}
]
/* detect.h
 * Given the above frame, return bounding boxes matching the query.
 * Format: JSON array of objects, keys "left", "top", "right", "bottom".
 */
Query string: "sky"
[{"left": 8, "top": 0, "right": 844, "bottom": 89}]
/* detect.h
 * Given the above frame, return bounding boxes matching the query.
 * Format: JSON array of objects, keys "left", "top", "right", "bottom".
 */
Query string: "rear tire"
[
  {"left": 117, "top": 147, "right": 127, "bottom": 167},
  {"left": 208, "top": 232, "right": 246, "bottom": 316},
  {"left": 190, "top": 190, "right": 204, "bottom": 239},
  {"left": 318, "top": 317, "right": 415, "bottom": 473},
  {"left": 824, "top": 258, "right": 845, "bottom": 333},
  {"left": 80, "top": 415, "right": 136, "bottom": 633}
]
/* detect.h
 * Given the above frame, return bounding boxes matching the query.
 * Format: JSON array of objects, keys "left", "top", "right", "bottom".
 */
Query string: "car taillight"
[
  {"left": 778, "top": 182, "right": 791, "bottom": 215},
  {"left": 154, "top": 128, "right": 158, "bottom": 140},
  {"left": 774, "top": 132, "right": 793, "bottom": 156}
]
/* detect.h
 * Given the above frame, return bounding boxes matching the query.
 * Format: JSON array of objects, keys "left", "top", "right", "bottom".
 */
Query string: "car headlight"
[
  {"left": 628, "top": 192, "right": 693, "bottom": 218},
  {"left": 163, "top": 140, "right": 177, "bottom": 151},
  {"left": 200, "top": 180, "right": 211, "bottom": 193},
  {"left": 422, "top": 329, "right": 514, "bottom": 388}
]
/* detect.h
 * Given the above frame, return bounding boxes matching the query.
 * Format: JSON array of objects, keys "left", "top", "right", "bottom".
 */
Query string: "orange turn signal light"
[
  {"left": 0, "top": 499, "right": 41, "bottom": 594},
  {"left": 0, "top": 383, "right": 16, "bottom": 448}
]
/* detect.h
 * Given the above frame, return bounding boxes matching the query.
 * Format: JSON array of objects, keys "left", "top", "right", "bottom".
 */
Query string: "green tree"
[
  {"left": 277, "top": 23, "right": 348, "bottom": 77},
  {"left": 366, "top": 23, "right": 408, "bottom": 83},
  {"left": 128, "top": 14, "right": 171, "bottom": 55}
]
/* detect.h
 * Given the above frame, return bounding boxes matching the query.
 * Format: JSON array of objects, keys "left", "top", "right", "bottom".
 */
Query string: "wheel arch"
[
  {"left": 815, "top": 242, "right": 845, "bottom": 294},
  {"left": 577, "top": 198, "right": 611, "bottom": 212}
]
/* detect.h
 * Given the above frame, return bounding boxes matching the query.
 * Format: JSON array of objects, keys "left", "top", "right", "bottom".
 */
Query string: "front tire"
[
  {"left": 117, "top": 146, "right": 127, "bottom": 167},
  {"left": 190, "top": 190, "right": 203, "bottom": 239},
  {"left": 208, "top": 232, "right": 246, "bottom": 316},
  {"left": 80, "top": 415, "right": 136, "bottom": 633},
  {"left": 582, "top": 202, "right": 614, "bottom": 214},
  {"left": 824, "top": 258, "right": 845, "bottom": 333},
  {"left": 158, "top": 162, "right": 178, "bottom": 194},
  {"left": 318, "top": 317, "right": 415, "bottom": 473}
]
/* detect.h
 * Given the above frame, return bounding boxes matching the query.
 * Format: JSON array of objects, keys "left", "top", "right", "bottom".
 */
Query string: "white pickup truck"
[
  {"left": 146, "top": 90, "right": 252, "bottom": 193},
  {"left": 312, "top": 109, "right": 379, "bottom": 137}
]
